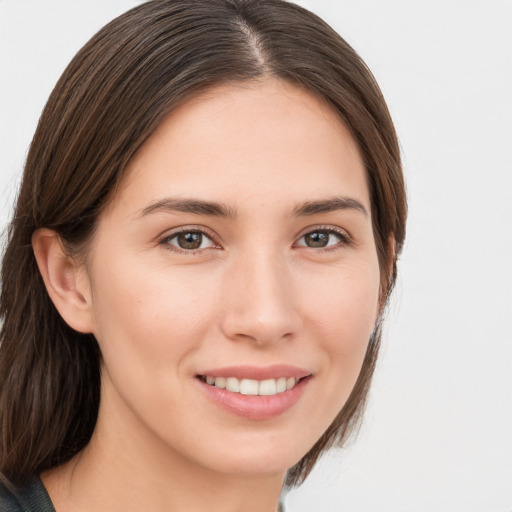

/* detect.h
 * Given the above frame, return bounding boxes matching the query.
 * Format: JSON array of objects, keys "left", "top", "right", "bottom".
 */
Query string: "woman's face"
[{"left": 83, "top": 79, "right": 381, "bottom": 477}]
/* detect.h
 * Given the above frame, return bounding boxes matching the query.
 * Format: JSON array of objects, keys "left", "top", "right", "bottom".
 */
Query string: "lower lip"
[{"left": 197, "top": 377, "right": 311, "bottom": 421}]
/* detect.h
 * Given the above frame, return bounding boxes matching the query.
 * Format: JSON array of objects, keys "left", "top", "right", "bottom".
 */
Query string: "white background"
[{"left": 1, "top": 1, "right": 511, "bottom": 511}]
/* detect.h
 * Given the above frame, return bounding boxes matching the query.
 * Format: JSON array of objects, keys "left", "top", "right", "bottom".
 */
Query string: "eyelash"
[{"left": 158, "top": 226, "right": 353, "bottom": 255}]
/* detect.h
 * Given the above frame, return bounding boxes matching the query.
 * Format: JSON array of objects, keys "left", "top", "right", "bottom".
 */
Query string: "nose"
[{"left": 219, "top": 248, "right": 302, "bottom": 346}]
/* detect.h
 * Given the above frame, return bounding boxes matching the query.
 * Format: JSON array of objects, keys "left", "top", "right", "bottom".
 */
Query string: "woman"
[{"left": 0, "top": 0, "right": 406, "bottom": 510}]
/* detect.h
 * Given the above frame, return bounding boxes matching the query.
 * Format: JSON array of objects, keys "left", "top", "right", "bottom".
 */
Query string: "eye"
[
  {"left": 160, "top": 229, "right": 217, "bottom": 252},
  {"left": 295, "top": 228, "right": 351, "bottom": 250}
]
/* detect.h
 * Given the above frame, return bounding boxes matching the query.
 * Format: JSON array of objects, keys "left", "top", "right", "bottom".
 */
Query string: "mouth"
[
  {"left": 196, "top": 374, "right": 309, "bottom": 396},
  {"left": 195, "top": 366, "right": 313, "bottom": 420}
]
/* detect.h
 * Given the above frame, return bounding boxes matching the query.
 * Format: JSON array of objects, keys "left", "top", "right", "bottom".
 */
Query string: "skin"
[{"left": 34, "top": 79, "right": 381, "bottom": 512}]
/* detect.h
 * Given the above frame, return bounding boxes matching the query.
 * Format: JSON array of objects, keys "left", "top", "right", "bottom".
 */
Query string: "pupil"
[
  {"left": 178, "top": 232, "right": 202, "bottom": 249},
  {"left": 306, "top": 231, "right": 328, "bottom": 248}
]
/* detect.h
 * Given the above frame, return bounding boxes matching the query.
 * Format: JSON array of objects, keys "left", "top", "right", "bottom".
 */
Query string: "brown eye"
[
  {"left": 176, "top": 232, "right": 203, "bottom": 249},
  {"left": 164, "top": 230, "right": 216, "bottom": 251},
  {"left": 304, "top": 231, "right": 330, "bottom": 248},
  {"left": 296, "top": 229, "right": 350, "bottom": 249}
]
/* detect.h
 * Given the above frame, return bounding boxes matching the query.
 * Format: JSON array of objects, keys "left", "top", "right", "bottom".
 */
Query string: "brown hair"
[{"left": 0, "top": 0, "right": 406, "bottom": 487}]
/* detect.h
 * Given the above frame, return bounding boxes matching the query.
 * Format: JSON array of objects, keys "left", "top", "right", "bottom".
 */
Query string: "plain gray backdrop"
[{"left": 1, "top": 1, "right": 511, "bottom": 511}]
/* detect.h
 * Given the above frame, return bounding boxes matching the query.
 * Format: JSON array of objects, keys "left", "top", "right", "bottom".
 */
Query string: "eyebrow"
[
  {"left": 138, "top": 195, "right": 368, "bottom": 219},
  {"left": 293, "top": 196, "right": 368, "bottom": 217},
  {"left": 139, "top": 198, "right": 236, "bottom": 218}
]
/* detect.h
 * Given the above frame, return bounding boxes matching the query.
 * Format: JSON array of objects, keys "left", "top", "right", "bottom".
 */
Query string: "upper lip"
[{"left": 196, "top": 364, "right": 312, "bottom": 381}]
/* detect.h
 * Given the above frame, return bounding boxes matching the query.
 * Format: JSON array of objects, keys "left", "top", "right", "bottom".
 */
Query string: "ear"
[{"left": 32, "top": 228, "right": 95, "bottom": 334}]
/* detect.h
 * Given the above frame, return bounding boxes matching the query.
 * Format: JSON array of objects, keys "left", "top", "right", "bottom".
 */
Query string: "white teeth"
[
  {"left": 205, "top": 376, "right": 303, "bottom": 395},
  {"left": 214, "top": 377, "right": 226, "bottom": 389},
  {"left": 240, "top": 379, "right": 259, "bottom": 395},
  {"left": 286, "top": 377, "right": 296, "bottom": 390},
  {"left": 226, "top": 377, "right": 240, "bottom": 393},
  {"left": 259, "top": 379, "right": 277, "bottom": 396}
]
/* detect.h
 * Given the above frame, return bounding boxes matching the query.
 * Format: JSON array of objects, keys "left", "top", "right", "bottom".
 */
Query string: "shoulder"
[
  {"left": 0, "top": 481, "right": 24, "bottom": 512},
  {"left": 0, "top": 477, "right": 55, "bottom": 512}
]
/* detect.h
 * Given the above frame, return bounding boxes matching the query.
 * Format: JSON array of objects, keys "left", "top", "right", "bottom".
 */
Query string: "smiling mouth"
[{"left": 197, "top": 375, "right": 310, "bottom": 396}]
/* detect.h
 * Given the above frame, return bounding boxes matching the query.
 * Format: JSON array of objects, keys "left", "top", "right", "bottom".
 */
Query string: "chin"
[{"left": 183, "top": 429, "right": 314, "bottom": 478}]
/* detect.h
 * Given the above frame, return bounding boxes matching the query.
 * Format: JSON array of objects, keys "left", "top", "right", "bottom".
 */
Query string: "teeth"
[
  {"left": 240, "top": 379, "right": 259, "bottom": 395},
  {"left": 206, "top": 376, "right": 301, "bottom": 395},
  {"left": 214, "top": 377, "right": 226, "bottom": 389},
  {"left": 226, "top": 377, "right": 240, "bottom": 393},
  {"left": 259, "top": 379, "right": 277, "bottom": 395}
]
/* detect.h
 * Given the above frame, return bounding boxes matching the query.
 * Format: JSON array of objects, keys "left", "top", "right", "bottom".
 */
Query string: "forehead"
[{"left": 114, "top": 79, "right": 370, "bottom": 217}]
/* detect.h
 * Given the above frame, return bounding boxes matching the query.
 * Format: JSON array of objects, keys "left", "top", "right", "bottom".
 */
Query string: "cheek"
[
  {"left": 88, "top": 259, "right": 224, "bottom": 441},
  {"left": 89, "top": 253, "right": 248, "bottom": 430},
  {"left": 85, "top": 261, "right": 188, "bottom": 439},
  {"left": 302, "top": 256, "right": 380, "bottom": 338},
  {"left": 300, "top": 260, "right": 380, "bottom": 406},
  {"left": 91, "top": 260, "right": 220, "bottom": 364}
]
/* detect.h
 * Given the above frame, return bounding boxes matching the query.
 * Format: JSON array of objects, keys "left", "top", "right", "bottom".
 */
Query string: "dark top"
[{"left": 0, "top": 477, "right": 55, "bottom": 512}]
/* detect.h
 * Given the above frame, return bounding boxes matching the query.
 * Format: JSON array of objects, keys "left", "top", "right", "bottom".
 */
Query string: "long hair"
[{"left": 0, "top": 0, "right": 407, "bottom": 487}]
